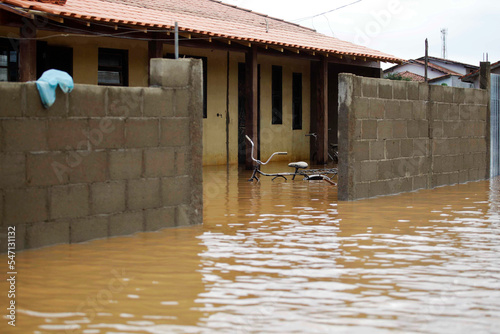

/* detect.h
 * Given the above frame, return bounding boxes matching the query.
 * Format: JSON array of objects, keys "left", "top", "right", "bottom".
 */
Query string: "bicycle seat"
[{"left": 288, "top": 161, "right": 308, "bottom": 169}]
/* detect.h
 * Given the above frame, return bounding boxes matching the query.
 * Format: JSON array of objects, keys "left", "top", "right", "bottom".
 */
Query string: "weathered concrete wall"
[
  {"left": 338, "top": 73, "right": 489, "bottom": 201},
  {"left": 0, "top": 59, "right": 202, "bottom": 251}
]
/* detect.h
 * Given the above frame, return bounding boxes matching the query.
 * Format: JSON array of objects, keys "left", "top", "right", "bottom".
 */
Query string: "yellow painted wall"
[{"left": 1, "top": 26, "right": 311, "bottom": 165}]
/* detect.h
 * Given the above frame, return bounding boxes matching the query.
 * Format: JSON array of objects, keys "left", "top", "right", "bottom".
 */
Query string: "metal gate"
[{"left": 492, "top": 74, "right": 500, "bottom": 178}]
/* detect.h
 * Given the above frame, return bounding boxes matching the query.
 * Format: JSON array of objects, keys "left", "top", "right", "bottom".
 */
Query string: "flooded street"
[{"left": 2, "top": 165, "right": 500, "bottom": 333}]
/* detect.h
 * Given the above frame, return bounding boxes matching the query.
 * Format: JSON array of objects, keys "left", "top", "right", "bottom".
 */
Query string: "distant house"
[
  {"left": 0, "top": 0, "right": 401, "bottom": 166},
  {"left": 384, "top": 56, "right": 477, "bottom": 88},
  {"left": 461, "top": 60, "right": 500, "bottom": 88}
]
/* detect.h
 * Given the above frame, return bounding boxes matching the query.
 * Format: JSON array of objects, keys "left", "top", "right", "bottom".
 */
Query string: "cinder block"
[
  {"left": 70, "top": 216, "right": 109, "bottom": 243},
  {"left": 25, "top": 82, "right": 68, "bottom": 117},
  {"left": 385, "top": 139, "right": 400, "bottom": 159},
  {"left": 125, "top": 119, "right": 159, "bottom": 148},
  {"left": 413, "top": 139, "right": 429, "bottom": 157},
  {"left": 432, "top": 173, "right": 450, "bottom": 187},
  {"left": 448, "top": 104, "right": 459, "bottom": 120},
  {"left": 361, "top": 78, "right": 378, "bottom": 98},
  {"left": 69, "top": 84, "right": 107, "bottom": 117},
  {"left": 0, "top": 82, "right": 23, "bottom": 117},
  {"left": 88, "top": 119, "right": 125, "bottom": 149},
  {"left": 392, "top": 159, "right": 407, "bottom": 178},
  {"left": 464, "top": 88, "right": 476, "bottom": 104},
  {"left": 353, "top": 141, "right": 370, "bottom": 161},
  {"left": 3, "top": 119, "right": 48, "bottom": 152},
  {"left": 177, "top": 204, "right": 201, "bottom": 226},
  {"left": 369, "top": 181, "right": 390, "bottom": 197},
  {"left": 419, "top": 83, "right": 429, "bottom": 101},
  {"left": 385, "top": 100, "right": 400, "bottom": 119},
  {"left": 400, "top": 101, "right": 413, "bottom": 119},
  {"left": 400, "top": 139, "right": 413, "bottom": 158},
  {"left": 0, "top": 153, "right": 25, "bottom": 188},
  {"left": 393, "top": 120, "right": 407, "bottom": 138},
  {"left": 429, "top": 85, "right": 444, "bottom": 102},
  {"left": 108, "top": 87, "right": 143, "bottom": 117},
  {"left": 478, "top": 106, "right": 488, "bottom": 121},
  {"left": 377, "top": 120, "right": 392, "bottom": 140},
  {"left": 354, "top": 98, "right": 370, "bottom": 119},
  {"left": 370, "top": 99, "right": 385, "bottom": 119},
  {"left": 406, "top": 157, "right": 420, "bottom": 176},
  {"left": 418, "top": 120, "right": 429, "bottom": 138},
  {"left": 27, "top": 152, "right": 69, "bottom": 186},
  {"left": 453, "top": 88, "right": 465, "bottom": 104},
  {"left": 4, "top": 188, "right": 48, "bottom": 225},
  {"left": 354, "top": 182, "right": 370, "bottom": 199},
  {"left": 475, "top": 89, "right": 487, "bottom": 105},
  {"left": 128, "top": 178, "right": 161, "bottom": 210},
  {"left": 109, "top": 211, "right": 144, "bottom": 237},
  {"left": 436, "top": 103, "right": 450, "bottom": 120},
  {"left": 109, "top": 150, "right": 143, "bottom": 180},
  {"left": 359, "top": 161, "right": 377, "bottom": 182},
  {"left": 377, "top": 160, "right": 393, "bottom": 180},
  {"left": 352, "top": 76, "right": 362, "bottom": 97},
  {"left": 459, "top": 104, "right": 472, "bottom": 120},
  {"left": 174, "top": 89, "right": 190, "bottom": 117},
  {"left": 407, "top": 81, "right": 419, "bottom": 100},
  {"left": 443, "top": 87, "right": 454, "bottom": 103},
  {"left": 26, "top": 221, "right": 70, "bottom": 250},
  {"left": 145, "top": 207, "right": 176, "bottom": 231},
  {"left": 413, "top": 175, "right": 428, "bottom": 190},
  {"left": 459, "top": 170, "right": 469, "bottom": 184},
  {"left": 378, "top": 81, "right": 393, "bottom": 99},
  {"left": 150, "top": 59, "right": 194, "bottom": 88},
  {"left": 143, "top": 87, "right": 174, "bottom": 117},
  {"left": 432, "top": 121, "right": 444, "bottom": 138},
  {"left": 144, "top": 148, "right": 176, "bottom": 177},
  {"left": 48, "top": 119, "right": 89, "bottom": 150},
  {"left": 418, "top": 157, "right": 431, "bottom": 174},
  {"left": 91, "top": 181, "right": 126, "bottom": 214},
  {"left": 175, "top": 148, "right": 191, "bottom": 176},
  {"left": 160, "top": 118, "right": 190, "bottom": 147},
  {"left": 354, "top": 120, "right": 362, "bottom": 140},
  {"left": 362, "top": 120, "right": 377, "bottom": 139},
  {"left": 68, "top": 151, "right": 107, "bottom": 184},
  {"left": 162, "top": 175, "right": 191, "bottom": 206},
  {"left": 50, "top": 184, "right": 89, "bottom": 220},
  {"left": 392, "top": 80, "right": 407, "bottom": 100},
  {"left": 407, "top": 120, "right": 420, "bottom": 138},
  {"left": 413, "top": 101, "right": 427, "bottom": 120},
  {"left": 369, "top": 140, "right": 385, "bottom": 160},
  {"left": 449, "top": 171, "right": 460, "bottom": 185}
]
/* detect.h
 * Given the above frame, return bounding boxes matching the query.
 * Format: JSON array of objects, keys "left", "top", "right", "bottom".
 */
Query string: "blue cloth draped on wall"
[{"left": 36, "top": 69, "right": 74, "bottom": 108}]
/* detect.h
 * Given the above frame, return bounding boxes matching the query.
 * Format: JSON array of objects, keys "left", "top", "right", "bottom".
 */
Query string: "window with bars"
[
  {"left": 0, "top": 40, "right": 19, "bottom": 82},
  {"left": 98, "top": 48, "right": 128, "bottom": 86},
  {"left": 292, "top": 72, "right": 303, "bottom": 130},
  {"left": 272, "top": 65, "right": 283, "bottom": 124}
]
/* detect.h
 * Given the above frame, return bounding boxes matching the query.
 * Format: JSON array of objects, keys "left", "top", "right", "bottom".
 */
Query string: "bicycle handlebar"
[{"left": 245, "top": 135, "right": 287, "bottom": 165}]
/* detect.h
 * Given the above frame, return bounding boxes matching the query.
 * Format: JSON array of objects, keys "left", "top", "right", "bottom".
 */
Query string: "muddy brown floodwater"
[{"left": 2, "top": 164, "right": 500, "bottom": 334}]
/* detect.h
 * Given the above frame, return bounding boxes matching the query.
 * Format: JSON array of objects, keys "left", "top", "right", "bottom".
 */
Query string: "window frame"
[
  {"left": 0, "top": 39, "right": 19, "bottom": 82},
  {"left": 98, "top": 48, "right": 129, "bottom": 87}
]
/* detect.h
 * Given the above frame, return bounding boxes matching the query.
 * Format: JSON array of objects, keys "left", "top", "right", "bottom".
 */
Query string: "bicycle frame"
[{"left": 246, "top": 136, "right": 338, "bottom": 184}]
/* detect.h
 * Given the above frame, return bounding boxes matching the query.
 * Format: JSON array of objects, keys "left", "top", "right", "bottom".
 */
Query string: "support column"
[
  {"left": 148, "top": 34, "right": 163, "bottom": 86},
  {"left": 480, "top": 61, "right": 491, "bottom": 178},
  {"left": 316, "top": 56, "right": 328, "bottom": 164},
  {"left": 19, "top": 24, "right": 37, "bottom": 82},
  {"left": 245, "top": 46, "right": 258, "bottom": 170}
]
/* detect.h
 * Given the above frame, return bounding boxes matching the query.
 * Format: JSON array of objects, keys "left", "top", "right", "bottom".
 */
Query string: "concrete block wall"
[
  {"left": 338, "top": 73, "right": 489, "bottom": 201},
  {"left": 0, "top": 59, "right": 203, "bottom": 251}
]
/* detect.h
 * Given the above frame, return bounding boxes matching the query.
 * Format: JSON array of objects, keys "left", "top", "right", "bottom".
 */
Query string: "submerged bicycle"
[{"left": 246, "top": 136, "right": 338, "bottom": 185}]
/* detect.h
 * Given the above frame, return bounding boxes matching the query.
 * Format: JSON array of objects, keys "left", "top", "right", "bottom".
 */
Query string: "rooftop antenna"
[{"left": 441, "top": 28, "right": 447, "bottom": 59}]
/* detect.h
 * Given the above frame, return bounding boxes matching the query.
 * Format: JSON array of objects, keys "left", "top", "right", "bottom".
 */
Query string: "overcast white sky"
[{"left": 221, "top": 0, "right": 500, "bottom": 68}]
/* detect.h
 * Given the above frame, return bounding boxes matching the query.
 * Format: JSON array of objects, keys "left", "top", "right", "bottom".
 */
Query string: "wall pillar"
[
  {"left": 316, "top": 56, "right": 328, "bottom": 164},
  {"left": 148, "top": 34, "right": 163, "bottom": 86},
  {"left": 480, "top": 61, "right": 491, "bottom": 178},
  {"left": 19, "top": 24, "right": 37, "bottom": 82},
  {"left": 245, "top": 46, "right": 258, "bottom": 170}
]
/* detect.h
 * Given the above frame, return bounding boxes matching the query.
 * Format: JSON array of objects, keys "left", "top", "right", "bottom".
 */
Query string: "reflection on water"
[{"left": 2, "top": 165, "right": 500, "bottom": 333}]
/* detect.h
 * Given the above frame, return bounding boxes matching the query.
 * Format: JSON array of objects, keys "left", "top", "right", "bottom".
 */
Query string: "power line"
[{"left": 292, "top": 0, "right": 363, "bottom": 23}]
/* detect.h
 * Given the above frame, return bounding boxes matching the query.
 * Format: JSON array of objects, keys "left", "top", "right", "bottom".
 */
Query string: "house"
[
  {"left": 461, "top": 60, "right": 500, "bottom": 88},
  {"left": 384, "top": 56, "right": 477, "bottom": 88},
  {"left": 0, "top": 0, "right": 401, "bottom": 166}
]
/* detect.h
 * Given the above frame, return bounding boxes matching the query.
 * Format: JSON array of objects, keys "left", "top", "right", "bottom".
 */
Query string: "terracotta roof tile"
[
  {"left": 398, "top": 71, "right": 425, "bottom": 82},
  {"left": 1, "top": 0, "right": 402, "bottom": 63}
]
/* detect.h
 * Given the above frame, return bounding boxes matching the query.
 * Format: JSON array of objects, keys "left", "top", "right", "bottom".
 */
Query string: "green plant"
[{"left": 384, "top": 73, "right": 412, "bottom": 81}]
